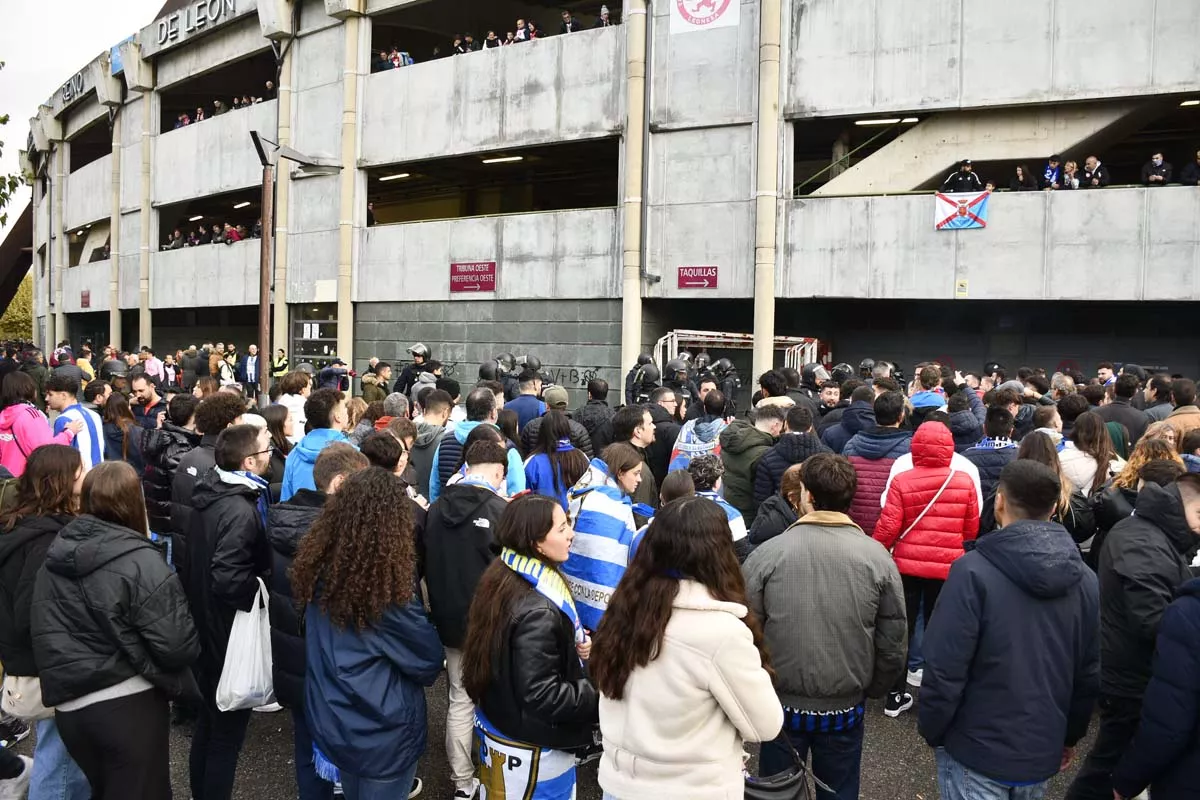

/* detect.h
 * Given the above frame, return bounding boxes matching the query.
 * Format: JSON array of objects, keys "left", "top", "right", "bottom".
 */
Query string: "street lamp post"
[{"left": 249, "top": 130, "right": 339, "bottom": 401}]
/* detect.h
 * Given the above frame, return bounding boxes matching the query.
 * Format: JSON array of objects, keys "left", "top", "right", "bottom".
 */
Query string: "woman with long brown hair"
[
  {"left": 1059, "top": 410, "right": 1122, "bottom": 495},
  {"left": 31, "top": 461, "right": 198, "bottom": 800},
  {"left": 463, "top": 494, "right": 598, "bottom": 799},
  {"left": 260, "top": 403, "right": 293, "bottom": 501},
  {"left": 979, "top": 432, "right": 1096, "bottom": 544},
  {"left": 101, "top": 392, "right": 145, "bottom": 473},
  {"left": 292, "top": 467, "right": 442, "bottom": 800},
  {"left": 0, "top": 445, "right": 89, "bottom": 799},
  {"left": 192, "top": 376, "right": 220, "bottom": 399},
  {"left": 592, "top": 496, "right": 781, "bottom": 798}
]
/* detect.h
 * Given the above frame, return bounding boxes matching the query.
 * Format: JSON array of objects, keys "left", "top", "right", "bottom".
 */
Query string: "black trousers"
[
  {"left": 892, "top": 575, "right": 944, "bottom": 695},
  {"left": 1065, "top": 694, "right": 1143, "bottom": 800},
  {"left": 56, "top": 689, "right": 172, "bottom": 800},
  {"left": 189, "top": 695, "right": 251, "bottom": 800}
]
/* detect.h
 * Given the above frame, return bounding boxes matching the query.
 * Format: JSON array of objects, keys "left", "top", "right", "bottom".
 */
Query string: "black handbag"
[{"left": 745, "top": 736, "right": 814, "bottom": 800}]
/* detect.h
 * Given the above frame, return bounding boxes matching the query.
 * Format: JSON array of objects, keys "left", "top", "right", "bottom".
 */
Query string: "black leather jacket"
[{"left": 476, "top": 586, "right": 598, "bottom": 751}]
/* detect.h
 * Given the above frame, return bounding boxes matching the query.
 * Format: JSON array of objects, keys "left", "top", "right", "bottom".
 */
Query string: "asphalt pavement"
[{"left": 120, "top": 676, "right": 1096, "bottom": 800}]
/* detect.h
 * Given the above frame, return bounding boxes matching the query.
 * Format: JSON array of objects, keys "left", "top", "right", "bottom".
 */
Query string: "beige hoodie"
[{"left": 598, "top": 580, "right": 782, "bottom": 800}]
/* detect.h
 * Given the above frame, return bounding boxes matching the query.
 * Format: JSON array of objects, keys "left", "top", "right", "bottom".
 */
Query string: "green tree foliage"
[
  {"left": 0, "top": 275, "right": 33, "bottom": 340},
  {"left": 0, "top": 62, "right": 24, "bottom": 229}
]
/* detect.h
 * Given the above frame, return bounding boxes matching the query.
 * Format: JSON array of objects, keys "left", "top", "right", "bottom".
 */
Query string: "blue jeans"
[
  {"left": 31, "top": 717, "right": 90, "bottom": 800},
  {"left": 292, "top": 710, "right": 334, "bottom": 800},
  {"left": 339, "top": 759, "right": 418, "bottom": 800},
  {"left": 760, "top": 722, "right": 864, "bottom": 800},
  {"left": 908, "top": 599, "right": 925, "bottom": 671},
  {"left": 936, "top": 748, "right": 1048, "bottom": 800}
]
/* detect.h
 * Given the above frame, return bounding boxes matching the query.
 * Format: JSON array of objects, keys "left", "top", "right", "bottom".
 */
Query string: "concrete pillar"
[
  {"left": 830, "top": 131, "right": 850, "bottom": 179},
  {"left": 109, "top": 112, "right": 122, "bottom": 350},
  {"left": 752, "top": 0, "right": 782, "bottom": 379},
  {"left": 272, "top": 40, "right": 294, "bottom": 357},
  {"left": 138, "top": 90, "right": 154, "bottom": 348},
  {"left": 335, "top": 14, "right": 364, "bottom": 363},
  {"left": 53, "top": 142, "right": 67, "bottom": 348},
  {"left": 620, "top": 0, "right": 648, "bottom": 376}
]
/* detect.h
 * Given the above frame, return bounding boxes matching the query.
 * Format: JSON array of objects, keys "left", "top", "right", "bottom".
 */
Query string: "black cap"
[{"left": 960, "top": 159, "right": 972, "bottom": 167}]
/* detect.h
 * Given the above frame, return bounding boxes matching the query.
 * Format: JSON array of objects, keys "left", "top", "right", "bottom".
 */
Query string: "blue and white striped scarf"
[{"left": 500, "top": 547, "right": 584, "bottom": 649}]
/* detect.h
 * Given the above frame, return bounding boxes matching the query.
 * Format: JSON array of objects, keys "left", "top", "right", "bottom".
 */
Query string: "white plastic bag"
[{"left": 215, "top": 577, "right": 275, "bottom": 712}]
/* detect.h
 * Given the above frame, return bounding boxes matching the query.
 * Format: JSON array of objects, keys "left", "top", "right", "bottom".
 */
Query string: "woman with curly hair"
[
  {"left": 591, "top": 496, "right": 780, "bottom": 798},
  {"left": 292, "top": 467, "right": 442, "bottom": 800},
  {"left": 1141, "top": 420, "right": 1178, "bottom": 450},
  {"left": 463, "top": 493, "right": 598, "bottom": 800}
]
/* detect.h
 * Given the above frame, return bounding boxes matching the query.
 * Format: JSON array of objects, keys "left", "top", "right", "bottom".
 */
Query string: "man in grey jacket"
[{"left": 744, "top": 453, "right": 907, "bottom": 799}]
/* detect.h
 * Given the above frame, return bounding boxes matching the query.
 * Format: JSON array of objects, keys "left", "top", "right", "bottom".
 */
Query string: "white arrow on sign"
[
  {"left": 455, "top": 284, "right": 484, "bottom": 291},
  {"left": 682, "top": 280, "right": 714, "bottom": 287}
]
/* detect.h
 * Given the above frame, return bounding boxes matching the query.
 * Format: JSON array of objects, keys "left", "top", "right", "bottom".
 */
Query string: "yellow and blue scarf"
[{"left": 500, "top": 548, "right": 584, "bottom": 648}]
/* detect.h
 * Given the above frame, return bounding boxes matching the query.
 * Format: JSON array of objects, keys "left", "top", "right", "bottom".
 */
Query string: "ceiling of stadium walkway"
[
  {"left": 372, "top": 0, "right": 620, "bottom": 62},
  {"left": 157, "top": 50, "right": 276, "bottom": 132}
]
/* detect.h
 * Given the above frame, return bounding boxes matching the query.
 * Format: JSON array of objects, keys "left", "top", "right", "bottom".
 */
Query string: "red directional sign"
[
  {"left": 450, "top": 261, "right": 497, "bottom": 293},
  {"left": 677, "top": 265, "right": 719, "bottom": 289}
]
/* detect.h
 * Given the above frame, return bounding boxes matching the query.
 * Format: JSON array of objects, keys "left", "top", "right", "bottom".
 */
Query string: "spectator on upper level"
[
  {"left": 940, "top": 159, "right": 984, "bottom": 194},
  {"left": 213, "top": 99, "right": 228, "bottom": 116},
  {"left": 503, "top": 32, "right": 516, "bottom": 45},
  {"left": 463, "top": 32, "right": 479, "bottom": 51},
  {"left": 594, "top": 5, "right": 615, "bottom": 27},
  {"left": 452, "top": 34, "right": 469, "bottom": 54},
  {"left": 1081, "top": 155, "right": 1110, "bottom": 188},
  {"left": 527, "top": 20, "right": 543, "bottom": 39},
  {"left": 1060, "top": 160, "right": 1081, "bottom": 190},
  {"left": 1180, "top": 148, "right": 1200, "bottom": 186},
  {"left": 561, "top": 10, "right": 583, "bottom": 33},
  {"left": 514, "top": 18, "right": 529, "bottom": 41},
  {"left": 1040, "top": 155, "right": 1063, "bottom": 190},
  {"left": 165, "top": 229, "right": 184, "bottom": 250},
  {"left": 264, "top": 81, "right": 276, "bottom": 100},
  {"left": 484, "top": 30, "right": 501, "bottom": 48},
  {"left": 232, "top": 96, "right": 242, "bottom": 111},
  {"left": 1141, "top": 151, "right": 1172, "bottom": 186},
  {"left": 210, "top": 223, "right": 224, "bottom": 245},
  {"left": 1008, "top": 165, "right": 1038, "bottom": 192},
  {"left": 223, "top": 223, "right": 242, "bottom": 244},
  {"left": 373, "top": 51, "right": 390, "bottom": 72}
]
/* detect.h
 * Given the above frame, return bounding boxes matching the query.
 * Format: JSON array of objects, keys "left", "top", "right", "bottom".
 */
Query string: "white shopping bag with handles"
[{"left": 215, "top": 577, "right": 275, "bottom": 712}]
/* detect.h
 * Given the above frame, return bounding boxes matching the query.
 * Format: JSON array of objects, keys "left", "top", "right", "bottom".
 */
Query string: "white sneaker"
[
  {"left": 906, "top": 668, "right": 923, "bottom": 687},
  {"left": 0, "top": 755, "right": 32, "bottom": 800},
  {"left": 253, "top": 702, "right": 283, "bottom": 713},
  {"left": 409, "top": 777, "right": 423, "bottom": 798},
  {"left": 453, "top": 779, "right": 480, "bottom": 798}
]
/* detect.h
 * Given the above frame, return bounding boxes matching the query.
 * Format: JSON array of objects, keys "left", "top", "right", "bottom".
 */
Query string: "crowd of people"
[
  {"left": 372, "top": 6, "right": 618, "bottom": 70},
  {"left": 940, "top": 148, "right": 1200, "bottom": 193},
  {"left": 162, "top": 219, "right": 263, "bottom": 251},
  {"left": 0, "top": 336, "right": 1196, "bottom": 800},
  {"left": 171, "top": 82, "right": 277, "bottom": 129}
]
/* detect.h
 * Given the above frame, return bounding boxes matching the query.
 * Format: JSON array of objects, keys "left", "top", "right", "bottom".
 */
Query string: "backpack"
[{"left": 0, "top": 475, "right": 17, "bottom": 518}]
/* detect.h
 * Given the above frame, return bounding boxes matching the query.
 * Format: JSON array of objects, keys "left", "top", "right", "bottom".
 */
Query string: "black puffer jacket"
[
  {"left": 31, "top": 515, "right": 199, "bottom": 706},
  {"left": 422, "top": 482, "right": 506, "bottom": 648},
  {"left": 477, "top": 585, "right": 598, "bottom": 750},
  {"left": 754, "top": 433, "right": 832, "bottom": 503},
  {"left": 266, "top": 489, "right": 324, "bottom": 710},
  {"left": 0, "top": 514, "right": 74, "bottom": 675},
  {"left": 520, "top": 414, "right": 594, "bottom": 459},
  {"left": 573, "top": 400, "right": 615, "bottom": 440},
  {"left": 170, "top": 433, "right": 218, "bottom": 539},
  {"left": 184, "top": 471, "right": 270, "bottom": 694},
  {"left": 748, "top": 495, "right": 799, "bottom": 545},
  {"left": 1097, "top": 482, "right": 1197, "bottom": 699},
  {"left": 142, "top": 423, "right": 201, "bottom": 535},
  {"left": 645, "top": 404, "right": 681, "bottom": 488}
]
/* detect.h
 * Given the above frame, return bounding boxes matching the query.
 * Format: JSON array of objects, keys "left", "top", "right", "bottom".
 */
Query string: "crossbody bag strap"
[{"left": 892, "top": 469, "right": 957, "bottom": 552}]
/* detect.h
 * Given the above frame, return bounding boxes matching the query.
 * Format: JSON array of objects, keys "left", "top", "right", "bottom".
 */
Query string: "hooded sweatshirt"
[
  {"left": 919, "top": 520, "right": 1099, "bottom": 784},
  {"left": 280, "top": 428, "right": 352, "bottom": 501},
  {"left": 718, "top": 420, "right": 776, "bottom": 523},
  {"left": 0, "top": 513, "right": 74, "bottom": 675},
  {"left": 822, "top": 401, "right": 875, "bottom": 454},
  {"left": 564, "top": 458, "right": 637, "bottom": 631},
  {"left": 409, "top": 421, "right": 448, "bottom": 499},
  {"left": 669, "top": 415, "right": 728, "bottom": 473},
  {"left": 0, "top": 403, "right": 75, "bottom": 477}
]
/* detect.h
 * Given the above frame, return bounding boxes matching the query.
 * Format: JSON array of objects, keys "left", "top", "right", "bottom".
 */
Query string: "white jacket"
[
  {"left": 1059, "top": 441, "right": 1123, "bottom": 494},
  {"left": 598, "top": 580, "right": 782, "bottom": 800}
]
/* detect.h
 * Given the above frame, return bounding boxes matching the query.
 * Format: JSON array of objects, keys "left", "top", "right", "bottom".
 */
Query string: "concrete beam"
[
  {"left": 89, "top": 57, "right": 124, "bottom": 108},
  {"left": 325, "top": 0, "right": 364, "bottom": 19},
  {"left": 814, "top": 100, "right": 1160, "bottom": 196},
  {"left": 119, "top": 40, "right": 154, "bottom": 93},
  {"left": 258, "top": 0, "right": 295, "bottom": 39},
  {"left": 38, "top": 106, "right": 63, "bottom": 143}
]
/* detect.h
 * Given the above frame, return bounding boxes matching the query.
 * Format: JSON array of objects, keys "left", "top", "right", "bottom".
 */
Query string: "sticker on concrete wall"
[
  {"left": 678, "top": 265, "right": 719, "bottom": 289},
  {"left": 670, "top": 0, "right": 739, "bottom": 34},
  {"left": 450, "top": 262, "right": 498, "bottom": 294},
  {"left": 955, "top": 279, "right": 969, "bottom": 299},
  {"left": 80, "top": 290, "right": 90, "bottom": 309}
]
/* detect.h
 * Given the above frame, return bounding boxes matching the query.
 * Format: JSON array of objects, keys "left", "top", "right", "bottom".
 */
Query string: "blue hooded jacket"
[
  {"left": 668, "top": 415, "right": 728, "bottom": 473},
  {"left": 822, "top": 401, "right": 876, "bottom": 454},
  {"left": 918, "top": 520, "right": 1100, "bottom": 784},
  {"left": 304, "top": 594, "right": 444, "bottom": 781},
  {"left": 281, "top": 429, "right": 352, "bottom": 501}
]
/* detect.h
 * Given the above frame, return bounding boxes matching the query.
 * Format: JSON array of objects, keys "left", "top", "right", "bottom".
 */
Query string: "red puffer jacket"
[{"left": 873, "top": 422, "right": 979, "bottom": 580}]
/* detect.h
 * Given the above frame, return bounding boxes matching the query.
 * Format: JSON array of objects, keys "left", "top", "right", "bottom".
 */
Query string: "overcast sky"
[{"left": 0, "top": 0, "right": 163, "bottom": 239}]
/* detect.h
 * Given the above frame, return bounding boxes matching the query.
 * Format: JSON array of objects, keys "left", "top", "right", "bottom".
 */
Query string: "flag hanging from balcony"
[{"left": 934, "top": 190, "right": 990, "bottom": 230}]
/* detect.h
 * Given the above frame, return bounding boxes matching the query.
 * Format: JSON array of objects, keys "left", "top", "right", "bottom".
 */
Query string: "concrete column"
[
  {"left": 272, "top": 42, "right": 295, "bottom": 357},
  {"left": 53, "top": 143, "right": 67, "bottom": 348},
  {"left": 138, "top": 92, "right": 154, "bottom": 348},
  {"left": 335, "top": 14, "right": 363, "bottom": 363},
  {"left": 620, "top": 0, "right": 648, "bottom": 376},
  {"left": 752, "top": 0, "right": 782, "bottom": 380},
  {"left": 109, "top": 112, "right": 122, "bottom": 350},
  {"left": 830, "top": 131, "right": 849, "bottom": 179}
]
